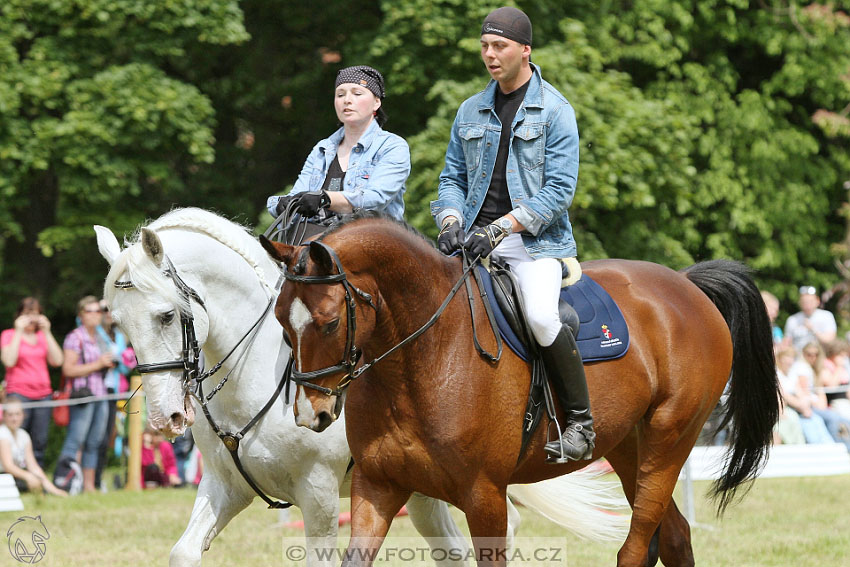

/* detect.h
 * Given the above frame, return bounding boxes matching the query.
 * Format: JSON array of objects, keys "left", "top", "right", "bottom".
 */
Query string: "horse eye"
[
  {"left": 160, "top": 311, "right": 176, "bottom": 325},
  {"left": 321, "top": 318, "right": 340, "bottom": 335}
]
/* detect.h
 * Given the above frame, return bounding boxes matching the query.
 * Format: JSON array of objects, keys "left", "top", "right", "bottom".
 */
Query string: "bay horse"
[
  {"left": 95, "top": 208, "right": 626, "bottom": 567},
  {"left": 261, "top": 213, "right": 780, "bottom": 567}
]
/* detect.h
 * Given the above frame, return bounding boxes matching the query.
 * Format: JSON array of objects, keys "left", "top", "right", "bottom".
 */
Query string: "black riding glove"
[
  {"left": 462, "top": 224, "right": 508, "bottom": 259},
  {"left": 274, "top": 194, "right": 297, "bottom": 216},
  {"left": 293, "top": 191, "right": 331, "bottom": 217},
  {"left": 437, "top": 218, "right": 464, "bottom": 255}
]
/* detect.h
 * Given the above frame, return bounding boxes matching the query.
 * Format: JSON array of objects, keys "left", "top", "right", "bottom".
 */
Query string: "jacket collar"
[
  {"left": 477, "top": 62, "right": 544, "bottom": 111},
  {"left": 319, "top": 118, "right": 383, "bottom": 154}
]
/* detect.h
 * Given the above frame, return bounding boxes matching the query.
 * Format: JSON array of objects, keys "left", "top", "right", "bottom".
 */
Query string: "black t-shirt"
[
  {"left": 321, "top": 155, "right": 346, "bottom": 193},
  {"left": 475, "top": 79, "right": 531, "bottom": 226}
]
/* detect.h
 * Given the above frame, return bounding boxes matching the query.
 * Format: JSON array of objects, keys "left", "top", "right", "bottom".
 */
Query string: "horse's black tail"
[{"left": 683, "top": 259, "right": 779, "bottom": 514}]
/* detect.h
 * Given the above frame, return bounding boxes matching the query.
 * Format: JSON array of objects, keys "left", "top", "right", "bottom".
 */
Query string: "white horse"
[{"left": 95, "top": 208, "right": 627, "bottom": 566}]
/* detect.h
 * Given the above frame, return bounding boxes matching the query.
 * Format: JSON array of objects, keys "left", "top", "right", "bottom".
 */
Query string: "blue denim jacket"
[
  {"left": 267, "top": 119, "right": 410, "bottom": 220},
  {"left": 431, "top": 64, "right": 580, "bottom": 258}
]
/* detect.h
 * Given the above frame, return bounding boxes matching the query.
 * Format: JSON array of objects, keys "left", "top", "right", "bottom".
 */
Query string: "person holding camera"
[
  {"left": 58, "top": 295, "right": 113, "bottom": 493},
  {"left": 1, "top": 297, "right": 64, "bottom": 467}
]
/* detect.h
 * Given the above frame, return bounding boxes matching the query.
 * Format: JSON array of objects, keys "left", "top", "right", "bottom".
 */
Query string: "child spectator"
[
  {"left": 0, "top": 399, "right": 67, "bottom": 496},
  {"left": 776, "top": 346, "right": 829, "bottom": 444},
  {"left": 821, "top": 339, "right": 850, "bottom": 419},
  {"left": 141, "top": 426, "right": 182, "bottom": 488}
]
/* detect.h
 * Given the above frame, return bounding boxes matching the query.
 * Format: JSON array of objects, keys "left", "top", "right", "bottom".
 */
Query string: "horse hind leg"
[
  {"left": 607, "top": 430, "right": 695, "bottom": 567},
  {"left": 657, "top": 500, "right": 694, "bottom": 566}
]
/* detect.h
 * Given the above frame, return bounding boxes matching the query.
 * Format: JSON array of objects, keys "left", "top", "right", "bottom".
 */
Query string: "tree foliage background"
[{"left": 2, "top": 0, "right": 850, "bottom": 345}]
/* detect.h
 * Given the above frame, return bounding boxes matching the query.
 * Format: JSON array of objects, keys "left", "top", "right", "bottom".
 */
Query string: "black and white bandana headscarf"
[{"left": 335, "top": 65, "right": 385, "bottom": 99}]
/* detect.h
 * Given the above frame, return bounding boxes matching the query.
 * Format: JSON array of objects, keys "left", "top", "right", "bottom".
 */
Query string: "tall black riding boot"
[{"left": 542, "top": 324, "right": 596, "bottom": 463}]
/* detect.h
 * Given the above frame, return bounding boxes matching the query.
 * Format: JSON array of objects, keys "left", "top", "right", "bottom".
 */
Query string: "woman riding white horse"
[{"left": 95, "top": 208, "right": 625, "bottom": 566}]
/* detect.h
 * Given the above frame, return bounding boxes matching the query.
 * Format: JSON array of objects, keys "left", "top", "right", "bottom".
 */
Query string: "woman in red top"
[{"left": 1, "top": 297, "right": 64, "bottom": 467}]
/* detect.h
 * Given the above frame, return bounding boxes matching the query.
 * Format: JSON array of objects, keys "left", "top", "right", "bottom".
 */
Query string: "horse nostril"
[
  {"left": 170, "top": 412, "right": 184, "bottom": 424},
  {"left": 316, "top": 411, "right": 333, "bottom": 432}
]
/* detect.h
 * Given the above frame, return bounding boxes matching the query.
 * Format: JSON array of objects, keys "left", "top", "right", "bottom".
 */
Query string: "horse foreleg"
[
  {"left": 344, "top": 468, "right": 411, "bottom": 567},
  {"left": 169, "top": 473, "right": 253, "bottom": 567},
  {"left": 292, "top": 470, "right": 343, "bottom": 567},
  {"left": 463, "top": 484, "right": 508, "bottom": 567},
  {"left": 406, "top": 492, "right": 471, "bottom": 567}
]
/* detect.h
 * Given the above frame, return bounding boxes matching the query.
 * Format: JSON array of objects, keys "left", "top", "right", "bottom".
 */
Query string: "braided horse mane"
[{"left": 103, "top": 208, "right": 277, "bottom": 310}]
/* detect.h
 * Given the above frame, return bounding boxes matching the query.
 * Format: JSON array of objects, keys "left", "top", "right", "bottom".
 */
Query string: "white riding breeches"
[{"left": 490, "top": 234, "right": 563, "bottom": 347}]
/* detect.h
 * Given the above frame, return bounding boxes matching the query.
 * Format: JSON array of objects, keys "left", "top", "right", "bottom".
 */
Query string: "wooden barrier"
[{"left": 125, "top": 374, "right": 142, "bottom": 491}]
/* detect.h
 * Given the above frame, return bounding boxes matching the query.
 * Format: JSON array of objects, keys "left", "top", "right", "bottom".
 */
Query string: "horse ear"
[
  {"left": 93, "top": 225, "right": 121, "bottom": 266},
  {"left": 259, "top": 235, "right": 296, "bottom": 264},
  {"left": 141, "top": 228, "right": 164, "bottom": 267},
  {"left": 309, "top": 241, "right": 335, "bottom": 274}
]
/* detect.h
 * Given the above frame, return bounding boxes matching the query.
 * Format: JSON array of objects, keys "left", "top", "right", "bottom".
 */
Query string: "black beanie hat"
[
  {"left": 481, "top": 6, "right": 532, "bottom": 46},
  {"left": 335, "top": 65, "right": 385, "bottom": 99}
]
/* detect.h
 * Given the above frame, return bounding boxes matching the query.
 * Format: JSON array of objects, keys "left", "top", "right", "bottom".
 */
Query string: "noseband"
[{"left": 283, "top": 242, "right": 501, "bottom": 398}]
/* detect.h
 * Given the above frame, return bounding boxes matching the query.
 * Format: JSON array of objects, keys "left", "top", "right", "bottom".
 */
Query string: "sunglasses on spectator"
[{"left": 799, "top": 286, "right": 817, "bottom": 296}]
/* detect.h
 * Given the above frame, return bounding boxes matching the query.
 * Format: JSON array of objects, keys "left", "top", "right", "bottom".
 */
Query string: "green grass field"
[{"left": 1, "top": 474, "right": 848, "bottom": 566}]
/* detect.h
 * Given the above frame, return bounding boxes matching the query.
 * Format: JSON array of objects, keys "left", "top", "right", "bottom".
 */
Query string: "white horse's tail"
[{"left": 507, "top": 468, "right": 631, "bottom": 542}]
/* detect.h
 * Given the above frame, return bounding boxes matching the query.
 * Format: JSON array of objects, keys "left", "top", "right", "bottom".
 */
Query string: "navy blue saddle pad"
[{"left": 477, "top": 267, "right": 629, "bottom": 363}]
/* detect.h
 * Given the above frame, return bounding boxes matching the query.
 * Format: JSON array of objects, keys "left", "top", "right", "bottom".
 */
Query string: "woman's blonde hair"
[{"left": 76, "top": 295, "right": 100, "bottom": 314}]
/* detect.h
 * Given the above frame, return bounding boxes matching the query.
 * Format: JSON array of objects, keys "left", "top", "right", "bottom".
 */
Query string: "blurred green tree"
[
  {"left": 0, "top": 0, "right": 247, "bottom": 332},
  {"left": 402, "top": 1, "right": 850, "bottom": 316},
  {"left": 2, "top": 0, "right": 850, "bottom": 337}
]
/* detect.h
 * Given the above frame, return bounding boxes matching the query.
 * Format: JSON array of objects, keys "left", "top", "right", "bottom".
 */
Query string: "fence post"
[
  {"left": 680, "top": 455, "right": 696, "bottom": 524},
  {"left": 126, "top": 374, "right": 142, "bottom": 491}
]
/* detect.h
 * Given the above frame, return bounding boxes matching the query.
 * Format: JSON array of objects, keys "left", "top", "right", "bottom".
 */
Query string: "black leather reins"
[{"left": 284, "top": 245, "right": 502, "bottom": 397}]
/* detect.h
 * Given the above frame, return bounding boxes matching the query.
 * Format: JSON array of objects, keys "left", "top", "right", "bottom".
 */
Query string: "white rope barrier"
[{"left": 0, "top": 390, "right": 143, "bottom": 410}]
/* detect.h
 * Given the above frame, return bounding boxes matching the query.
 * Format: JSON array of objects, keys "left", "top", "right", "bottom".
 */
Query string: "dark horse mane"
[
  {"left": 288, "top": 211, "right": 437, "bottom": 276},
  {"left": 320, "top": 210, "right": 437, "bottom": 250}
]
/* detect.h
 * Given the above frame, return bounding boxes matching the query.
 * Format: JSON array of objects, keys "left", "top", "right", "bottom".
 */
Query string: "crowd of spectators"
[
  {"left": 764, "top": 287, "right": 850, "bottom": 451},
  {"left": 0, "top": 295, "right": 201, "bottom": 496}
]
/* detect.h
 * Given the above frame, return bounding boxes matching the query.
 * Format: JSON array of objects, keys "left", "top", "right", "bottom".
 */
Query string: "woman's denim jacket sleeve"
[
  {"left": 431, "top": 65, "right": 579, "bottom": 258},
  {"left": 269, "top": 120, "right": 410, "bottom": 220}
]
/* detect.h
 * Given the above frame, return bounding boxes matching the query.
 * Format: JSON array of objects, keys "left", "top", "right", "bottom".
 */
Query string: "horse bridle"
[
  {"left": 117, "top": 253, "right": 291, "bottom": 509},
  {"left": 283, "top": 242, "right": 375, "bottom": 397},
  {"left": 131, "top": 256, "right": 205, "bottom": 392},
  {"left": 283, "top": 241, "right": 501, "bottom": 397}
]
